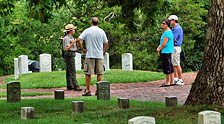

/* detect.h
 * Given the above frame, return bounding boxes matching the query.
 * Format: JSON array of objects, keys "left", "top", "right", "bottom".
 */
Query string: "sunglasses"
[{"left": 162, "top": 23, "right": 166, "bottom": 25}]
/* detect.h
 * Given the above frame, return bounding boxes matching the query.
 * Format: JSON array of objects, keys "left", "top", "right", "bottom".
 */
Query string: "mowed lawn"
[
  {"left": 1, "top": 97, "right": 224, "bottom": 124},
  {"left": 2, "top": 70, "right": 165, "bottom": 89}
]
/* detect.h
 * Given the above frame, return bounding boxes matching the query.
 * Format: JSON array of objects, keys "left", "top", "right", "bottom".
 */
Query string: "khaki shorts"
[
  {"left": 84, "top": 58, "right": 105, "bottom": 75},
  {"left": 172, "top": 46, "right": 181, "bottom": 66}
]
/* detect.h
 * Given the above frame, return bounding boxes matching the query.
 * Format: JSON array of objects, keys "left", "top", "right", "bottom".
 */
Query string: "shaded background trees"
[{"left": 0, "top": 0, "right": 208, "bottom": 76}]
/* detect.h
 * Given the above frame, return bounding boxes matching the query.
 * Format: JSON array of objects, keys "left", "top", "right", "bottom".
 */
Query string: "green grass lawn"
[
  {"left": 0, "top": 92, "right": 53, "bottom": 98},
  {"left": 0, "top": 97, "right": 223, "bottom": 124},
  {"left": 2, "top": 70, "right": 165, "bottom": 89}
]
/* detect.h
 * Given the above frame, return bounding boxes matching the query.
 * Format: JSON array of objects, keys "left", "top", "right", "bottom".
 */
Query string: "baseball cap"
[
  {"left": 63, "top": 24, "right": 77, "bottom": 32},
  {"left": 168, "top": 15, "right": 178, "bottom": 21}
]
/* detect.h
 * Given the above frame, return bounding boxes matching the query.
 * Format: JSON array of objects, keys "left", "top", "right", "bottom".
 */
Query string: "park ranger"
[{"left": 63, "top": 24, "right": 82, "bottom": 91}]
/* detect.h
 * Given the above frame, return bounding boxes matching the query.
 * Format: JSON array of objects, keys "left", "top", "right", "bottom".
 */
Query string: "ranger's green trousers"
[{"left": 65, "top": 53, "right": 79, "bottom": 89}]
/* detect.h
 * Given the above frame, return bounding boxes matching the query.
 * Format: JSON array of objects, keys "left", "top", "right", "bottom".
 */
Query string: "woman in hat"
[{"left": 63, "top": 24, "right": 82, "bottom": 91}]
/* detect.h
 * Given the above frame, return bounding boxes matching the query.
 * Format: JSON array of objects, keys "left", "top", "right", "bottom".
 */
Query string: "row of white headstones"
[
  {"left": 128, "top": 110, "right": 222, "bottom": 124},
  {"left": 21, "top": 99, "right": 222, "bottom": 124},
  {"left": 14, "top": 53, "right": 134, "bottom": 79}
]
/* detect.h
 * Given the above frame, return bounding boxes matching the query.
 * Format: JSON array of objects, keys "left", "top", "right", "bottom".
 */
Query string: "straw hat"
[{"left": 63, "top": 24, "right": 77, "bottom": 32}]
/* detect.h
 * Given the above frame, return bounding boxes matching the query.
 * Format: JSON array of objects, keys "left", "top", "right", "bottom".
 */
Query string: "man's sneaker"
[
  {"left": 176, "top": 79, "right": 184, "bottom": 85},
  {"left": 174, "top": 78, "right": 179, "bottom": 84}
]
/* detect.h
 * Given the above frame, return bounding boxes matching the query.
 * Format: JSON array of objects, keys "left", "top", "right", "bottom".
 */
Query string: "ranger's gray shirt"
[
  {"left": 78, "top": 26, "right": 108, "bottom": 59},
  {"left": 63, "top": 35, "right": 77, "bottom": 51}
]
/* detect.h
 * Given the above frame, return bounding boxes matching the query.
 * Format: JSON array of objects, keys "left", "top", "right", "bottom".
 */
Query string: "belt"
[
  {"left": 174, "top": 45, "right": 180, "bottom": 46},
  {"left": 68, "top": 51, "right": 77, "bottom": 52}
]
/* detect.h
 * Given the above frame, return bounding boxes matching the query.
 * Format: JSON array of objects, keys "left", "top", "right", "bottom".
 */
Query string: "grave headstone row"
[
  {"left": 14, "top": 52, "right": 134, "bottom": 79},
  {"left": 14, "top": 54, "right": 52, "bottom": 79},
  {"left": 6, "top": 82, "right": 222, "bottom": 123}
]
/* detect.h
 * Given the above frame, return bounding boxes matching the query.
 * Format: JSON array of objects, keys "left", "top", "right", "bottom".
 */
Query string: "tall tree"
[{"left": 185, "top": 0, "right": 224, "bottom": 105}]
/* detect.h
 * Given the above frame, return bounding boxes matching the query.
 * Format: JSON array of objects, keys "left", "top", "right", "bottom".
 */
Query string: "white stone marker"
[
  {"left": 21, "top": 107, "right": 34, "bottom": 120},
  {"left": 18, "top": 55, "right": 29, "bottom": 75},
  {"left": 122, "top": 53, "right": 133, "bottom": 71},
  {"left": 14, "top": 58, "right": 19, "bottom": 79},
  {"left": 75, "top": 52, "right": 82, "bottom": 70},
  {"left": 72, "top": 101, "right": 84, "bottom": 114},
  {"left": 128, "top": 116, "right": 156, "bottom": 124},
  {"left": 104, "top": 52, "right": 110, "bottom": 70},
  {"left": 198, "top": 110, "right": 221, "bottom": 124},
  {"left": 40, "top": 53, "right": 51, "bottom": 72}
]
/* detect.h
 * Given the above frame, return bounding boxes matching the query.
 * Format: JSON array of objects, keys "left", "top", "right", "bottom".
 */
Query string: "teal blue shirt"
[{"left": 160, "top": 30, "right": 174, "bottom": 53}]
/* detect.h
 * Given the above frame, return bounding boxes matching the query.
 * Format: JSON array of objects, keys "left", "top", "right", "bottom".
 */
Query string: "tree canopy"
[{"left": 0, "top": 0, "right": 208, "bottom": 76}]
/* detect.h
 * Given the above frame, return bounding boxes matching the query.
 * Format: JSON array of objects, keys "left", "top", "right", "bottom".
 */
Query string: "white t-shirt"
[{"left": 79, "top": 26, "right": 108, "bottom": 59}]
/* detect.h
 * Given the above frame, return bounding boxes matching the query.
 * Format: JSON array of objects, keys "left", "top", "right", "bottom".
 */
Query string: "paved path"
[{"left": 0, "top": 72, "right": 197, "bottom": 104}]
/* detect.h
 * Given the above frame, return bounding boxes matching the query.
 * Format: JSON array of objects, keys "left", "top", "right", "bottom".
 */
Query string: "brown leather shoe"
[{"left": 74, "top": 87, "right": 82, "bottom": 91}]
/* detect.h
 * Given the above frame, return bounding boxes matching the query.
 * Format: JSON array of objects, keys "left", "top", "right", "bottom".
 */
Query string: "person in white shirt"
[{"left": 77, "top": 17, "right": 109, "bottom": 96}]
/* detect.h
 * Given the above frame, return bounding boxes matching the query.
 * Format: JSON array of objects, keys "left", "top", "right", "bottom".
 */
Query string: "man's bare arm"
[
  {"left": 77, "top": 38, "right": 87, "bottom": 54},
  {"left": 103, "top": 42, "right": 109, "bottom": 55}
]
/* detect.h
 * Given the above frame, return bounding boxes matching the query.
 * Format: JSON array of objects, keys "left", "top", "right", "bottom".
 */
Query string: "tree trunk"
[{"left": 185, "top": 0, "right": 224, "bottom": 106}]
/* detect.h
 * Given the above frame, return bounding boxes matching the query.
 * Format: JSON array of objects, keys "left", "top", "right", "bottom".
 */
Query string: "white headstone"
[
  {"left": 40, "top": 53, "right": 51, "bottom": 72},
  {"left": 75, "top": 52, "right": 82, "bottom": 70},
  {"left": 14, "top": 58, "right": 19, "bottom": 79},
  {"left": 104, "top": 52, "right": 110, "bottom": 70},
  {"left": 18, "top": 55, "right": 29, "bottom": 75},
  {"left": 198, "top": 110, "right": 221, "bottom": 124},
  {"left": 122, "top": 53, "right": 133, "bottom": 71},
  {"left": 21, "top": 107, "right": 34, "bottom": 120},
  {"left": 128, "top": 116, "right": 156, "bottom": 124}
]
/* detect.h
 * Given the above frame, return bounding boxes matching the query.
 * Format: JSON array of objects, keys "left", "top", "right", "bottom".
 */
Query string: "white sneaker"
[
  {"left": 174, "top": 78, "right": 179, "bottom": 84},
  {"left": 176, "top": 79, "right": 184, "bottom": 85}
]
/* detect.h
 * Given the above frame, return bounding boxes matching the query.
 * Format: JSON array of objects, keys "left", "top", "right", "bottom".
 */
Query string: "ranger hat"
[
  {"left": 168, "top": 15, "right": 178, "bottom": 21},
  {"left": 63, "top": 24, "right": 77, "bottom": 32}
]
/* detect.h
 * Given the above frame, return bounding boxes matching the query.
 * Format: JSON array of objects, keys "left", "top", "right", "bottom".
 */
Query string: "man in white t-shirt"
[{"left": 77, "top": 17, "right": 109, "bottom": 96}]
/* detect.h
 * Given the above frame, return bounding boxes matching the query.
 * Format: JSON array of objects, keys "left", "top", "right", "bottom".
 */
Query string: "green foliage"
[
  {"left": 106, "top": 0, "right": 171, "bottom": 32},
  {"left": 26, "top": 0, "right": 66, "bottom": 22},
  {"left": 0, "top": 0, "right": 209, "bottom": 75},
  {"left": 3, "top": 70, "right": 165, "bottom": 89},
  {"left": 168, "top": 0, "right": 208, "bottom": 71},
  {"left": 0, "top": 0, "right": 15, "bottom": 16}
]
